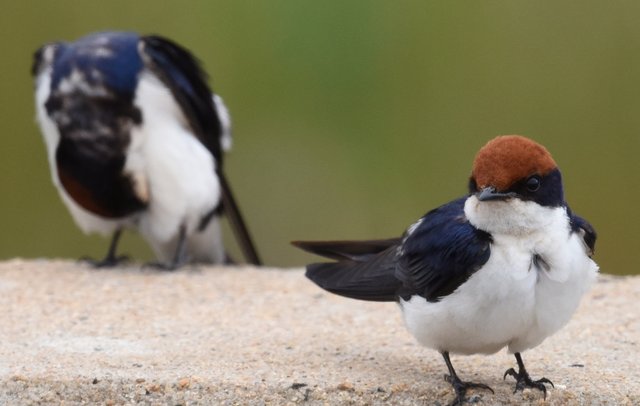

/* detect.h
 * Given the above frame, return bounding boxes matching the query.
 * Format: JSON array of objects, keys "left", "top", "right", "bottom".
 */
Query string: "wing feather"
[
  {"left": 141, "top": 35, "right": 223, "bottom": 163},
  {"left": 396, "top": 197, "right": 492, "bottom": 302}
]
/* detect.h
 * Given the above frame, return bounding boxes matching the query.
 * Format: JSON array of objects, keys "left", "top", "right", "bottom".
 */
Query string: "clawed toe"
[
  {"left": 441, "top": 351, "right": 494, "bottom": 405},
  {"left": 80, "top": 255, "right": 129, "bottom": 268},
  {"left": 444, "top": 374, "right": 494, "bottom": 405},
  {"left": 142, "top": 261, "right": 182, "bottom": 271},
  {"left": 79, "top": 230, "right": 128, "bottom": 268},
  {"left": 446, "top": 374, "right": 494, "bottom": 394},
  {"left": 505, "top": 371, "right": 554, "bottom": 398},
  {"left": 504, "top": 353, "right": 554, "bottom": 399},
  {"left": 142, "top": 225, "right": 188, "bottom": 271}
]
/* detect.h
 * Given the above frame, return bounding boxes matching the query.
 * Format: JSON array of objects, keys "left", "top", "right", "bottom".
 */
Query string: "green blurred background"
[{"left": 1, "top": 1, "right": 638, "bottom": 274}]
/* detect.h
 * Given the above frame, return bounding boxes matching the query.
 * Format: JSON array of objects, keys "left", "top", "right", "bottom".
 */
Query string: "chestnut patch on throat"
[
  {"left": 472, "top": 135, "right": 556, "bottom": 191},
  {"left": 56, "top": 161, "right": 146, "bottom": 219},
  {"left": 57, "top": 166, "right": 120, "bottom": 218}
]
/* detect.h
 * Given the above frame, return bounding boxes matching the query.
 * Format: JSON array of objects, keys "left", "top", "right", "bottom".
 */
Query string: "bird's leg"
[
  {"left": 441, "top": 351, "right": 494, "bottom": 405},
  {"left": 503, "top": 352, "right": 554, "bottom": 399},
  {"left": 166, "top": 225, "right": 189, "bottom": 270},
  {"left": 81, "top": 229, "right": 128, "bottom": 268},
  {"left": 145, "top": 225, "right": 188, "bottom": 271}
]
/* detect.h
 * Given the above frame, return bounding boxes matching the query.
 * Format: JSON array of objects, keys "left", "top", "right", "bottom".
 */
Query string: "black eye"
[{"left": 526, "top": 176, "right": 541, "bottom": 192}]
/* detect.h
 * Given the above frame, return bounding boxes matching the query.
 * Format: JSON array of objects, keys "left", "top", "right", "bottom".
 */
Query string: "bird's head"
[
  {"left": 465, "top": 135, "right": 566, "bottom": 235},
  {"left": 32, "top": 32, "right": 143, "bottom": 101}
]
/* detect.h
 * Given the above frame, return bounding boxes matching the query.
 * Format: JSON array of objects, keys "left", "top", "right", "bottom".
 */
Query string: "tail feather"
[
  {"left": 297, "top": 240, "right": 402, "bottom": 302},
  {"left": 219, "top": 171, "right": 261, "bottom": 265},
  {"left": 292, "top": 238, "right": 401, "bottom": 261}
]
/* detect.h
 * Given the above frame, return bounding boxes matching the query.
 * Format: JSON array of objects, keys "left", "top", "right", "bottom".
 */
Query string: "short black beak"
[{"left": 477, "top": 187, "right": 516, "bottom": 201}]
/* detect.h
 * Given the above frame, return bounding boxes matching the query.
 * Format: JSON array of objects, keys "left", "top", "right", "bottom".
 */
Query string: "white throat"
[{"left": 464, "top": 195, "right": 566, "bottom": 237}]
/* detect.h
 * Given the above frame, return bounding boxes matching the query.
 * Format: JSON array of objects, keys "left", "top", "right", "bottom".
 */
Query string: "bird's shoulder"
[
  {"left": 396, "top": 196, "right": 493, "bottom": 302},
  {"left": 567, "top": 207, "right": 597, "bottom": 256}
]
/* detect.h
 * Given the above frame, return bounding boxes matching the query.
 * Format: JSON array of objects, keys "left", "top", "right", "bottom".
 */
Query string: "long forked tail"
[
  {"left": 219, "top": 171, "right": 262, "bottom": 266},
  {"left": 292, "top": 238, "right": 401, "bottom": 261},
  {"left": 292, "top": 239, "right": 402, "bottom": 302}
]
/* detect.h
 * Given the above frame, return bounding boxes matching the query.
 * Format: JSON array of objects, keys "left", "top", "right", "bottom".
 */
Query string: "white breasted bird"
[
  {"left": 32, "top": 31, "right": 260, "bottom": 269},
  {"left": 294, "top": 135, "right": 598, "bottom": 405}
]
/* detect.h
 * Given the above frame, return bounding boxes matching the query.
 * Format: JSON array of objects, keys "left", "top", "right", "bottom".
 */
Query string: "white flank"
[
  {"left": 129, "top": 72, "right": 223, "bottom": 262},
  {"left": 400, "top": 196, "right": 598, "bottom": 355}
]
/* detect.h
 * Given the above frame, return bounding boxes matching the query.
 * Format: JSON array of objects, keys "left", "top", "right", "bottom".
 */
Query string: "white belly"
[{"left": 400, "top": 229, "right": 598, "bottom": 355}]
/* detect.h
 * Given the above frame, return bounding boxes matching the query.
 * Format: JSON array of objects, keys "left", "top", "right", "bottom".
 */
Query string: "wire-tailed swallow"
[
  {"left": 32, "top": 31, "right": 261, "bottom": 269},
  {"left": 294, "top": 135, "right": 598, "bottom": 405}
]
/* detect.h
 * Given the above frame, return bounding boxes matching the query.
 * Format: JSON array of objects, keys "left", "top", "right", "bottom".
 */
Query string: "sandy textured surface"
[{"left": 0, "top": 259, "right": 637, "bottom": 405}]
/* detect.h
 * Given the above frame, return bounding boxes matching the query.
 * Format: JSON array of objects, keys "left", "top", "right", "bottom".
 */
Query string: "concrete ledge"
[{"left": 0, "top": 260, "right": 637, "bottom": 405}]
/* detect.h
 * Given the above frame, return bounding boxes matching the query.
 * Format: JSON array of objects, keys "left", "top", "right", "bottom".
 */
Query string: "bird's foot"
[
  {"left": 79, "top": 255, "right": 129, "bottom": 268},
  {"left": 444, "top": 374, "right": 494, "bottom": 405},
  {"left": 143, "top": 261, "right": 177, "bottom": 271},
  {"left": 143, "top": 225, "right": 189, "bottom": 271},
  {"left": 503, "top": 367, "right": 554, "bottom": 399},
  {"left": 142, "top": 259, "right": 186, "bottom": 272}
]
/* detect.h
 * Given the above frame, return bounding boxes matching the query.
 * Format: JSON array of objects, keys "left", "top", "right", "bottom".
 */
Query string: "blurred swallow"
[
  {"left": 32, "top": 31, "right": 260, "bottom": 269},
  {"left": 294, "top": 135, "right": 598, "bottom": 404}
]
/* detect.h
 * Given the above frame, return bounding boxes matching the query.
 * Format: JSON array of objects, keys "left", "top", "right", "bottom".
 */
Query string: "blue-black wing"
[
  {"left": 568, "top": 208, "right": 597, "bottom": 256},
  {"left": 297, "top": 197, "right": 492, "bottom": 302},
  {"left": 141, "top": 35, "right": 223, "bottom": 164},
  {"left": 396, "top": 197, "right": 492, "bottom": 302}
]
